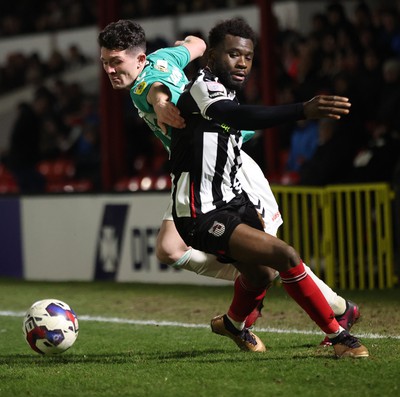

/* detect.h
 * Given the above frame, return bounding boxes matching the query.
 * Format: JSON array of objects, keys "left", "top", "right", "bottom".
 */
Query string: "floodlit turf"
[{"left": 0, "top": 279, "right": 399, "bottom": 397}]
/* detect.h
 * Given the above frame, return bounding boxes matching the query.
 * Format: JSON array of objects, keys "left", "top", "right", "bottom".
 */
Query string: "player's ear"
[
  {"left": 137, "top": 53, "right": 146, "bottom": 68},
  {"left": 208, "top": 48, "right": 216, "bottom": 66}
]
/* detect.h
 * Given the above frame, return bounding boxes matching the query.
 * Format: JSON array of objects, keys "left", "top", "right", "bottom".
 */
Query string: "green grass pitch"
[{"left": 0, "top": 279, "right": 399, "bottom": 397}]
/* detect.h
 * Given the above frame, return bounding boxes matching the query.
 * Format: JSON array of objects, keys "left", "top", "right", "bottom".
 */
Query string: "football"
[{"left": 22, "top": 299, "right": 79, "bottom": 355}]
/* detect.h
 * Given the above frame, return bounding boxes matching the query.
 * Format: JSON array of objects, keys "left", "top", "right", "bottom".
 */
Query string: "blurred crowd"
[
  {"left": 0, "top": 0, "right": 96, "bottom": 36},
  {"left": 0, "top": 44, "right": 91, "bottom": 94},
  {"left": 2, "top": 81, "right": 101, "bottom": 193},
  {"left": 0, "top": 0, "right": 253, "bottom": 36},
  {"left": 259, "top": 1, "right": 400, "bottom": 187},
  {"left": 1, "top": 1, "right": 400, "bottom": 194}
]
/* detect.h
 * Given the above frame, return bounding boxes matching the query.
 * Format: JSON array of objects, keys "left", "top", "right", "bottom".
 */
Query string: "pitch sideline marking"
[{"left": 2, "top": 310, "right": 399, "bottom": 340}]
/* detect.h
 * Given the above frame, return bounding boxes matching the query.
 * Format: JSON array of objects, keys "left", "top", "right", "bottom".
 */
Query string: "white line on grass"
[{"left": 2, "top": 310, "right": 399, "bottom": 340}]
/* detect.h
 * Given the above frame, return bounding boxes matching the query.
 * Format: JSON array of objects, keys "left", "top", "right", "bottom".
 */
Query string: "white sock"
[
  {"left": 170, "top": 249, "right": 192, "bottom": 269},
  {"left": 326, "top": 325, "right": 345, "bottom": 339},
  {"left": 303, "top": 263, "right": 347, "bottom": 315},
  {"left": 226, "top": 314, "right": 245, "bottom": 331},
  {"left": 174, "top": 248, "right": 239, "bottom": 281}
]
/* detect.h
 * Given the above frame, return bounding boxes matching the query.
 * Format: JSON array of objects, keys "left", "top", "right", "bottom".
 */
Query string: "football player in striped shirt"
[
  {"left": 99, "top": 19, "right": 362, "bottom": 354},
  {"left": 169, "top": 17, "right": 368, "bottom": 358}
]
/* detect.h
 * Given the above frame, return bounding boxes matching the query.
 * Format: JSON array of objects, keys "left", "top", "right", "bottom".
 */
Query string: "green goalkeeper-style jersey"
[{"left": 130, "top": 45, "right": 255, "bottom": 154}]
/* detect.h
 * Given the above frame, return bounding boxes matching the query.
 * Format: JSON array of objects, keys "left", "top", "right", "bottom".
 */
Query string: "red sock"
[
  {"left": 227, "top": 275, "right": 266, "bottom": 323},
  {"left": 280, "top": 262, "right": 339, "bottom": 334}
]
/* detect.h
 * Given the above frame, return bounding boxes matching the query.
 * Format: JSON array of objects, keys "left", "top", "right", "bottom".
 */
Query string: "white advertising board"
[{"left": 21, "top": 193, "right": 232, "bottom": 285}]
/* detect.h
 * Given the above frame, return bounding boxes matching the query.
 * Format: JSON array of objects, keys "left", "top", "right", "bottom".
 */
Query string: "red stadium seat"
[
  {"left": 37, "top": 158, "right": 76, "bottom": 183},
  {"left": 0, "top": 164, "right": 19, "bottom": 193},
  {"left": 114, "top": 177, "right": 141, "bottom": 192},
  {"left": 37, "top": 158, "right": 86, "bottom": 192},
  {"left": 46, "top": 179, "right": 93, "bottom": 193},
  {"left": 154, "top": 175, "right": 171, "bottom": 190}
]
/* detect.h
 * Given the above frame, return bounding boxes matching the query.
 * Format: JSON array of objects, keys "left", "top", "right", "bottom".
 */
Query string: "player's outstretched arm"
[
  {"left": 174, "top": 35, "right": 207, "bottom": 61},
  {"left": 303, "top": 95, "right": 351, "bottom": 120}
]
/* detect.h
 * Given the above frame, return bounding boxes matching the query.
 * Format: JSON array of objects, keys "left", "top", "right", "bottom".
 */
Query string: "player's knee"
[
  {"left": 270, "top": 243, "right": 302, "bottom": 271},
  {"left": 155, "top": 245, "right": 174, "bottom": 265},
  {"left": 240, "top": 267, "right": 277, "bottom": 289},
  {"left": 257, "top": 268, "right": 277, "bottom": 288},
  {"left": 155, "top": 241, "right": 185, "bottom": 265},
  {"left": 285, "top": 245, "right": 302, "bottom": 268}
]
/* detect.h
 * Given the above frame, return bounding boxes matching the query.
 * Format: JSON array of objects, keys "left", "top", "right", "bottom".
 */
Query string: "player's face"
[
  {"left": 100, "top": 47, "right": 145, "bottom": 90},
  {"left": 211, "top": 34, "right": 254, "bottom": 91}
]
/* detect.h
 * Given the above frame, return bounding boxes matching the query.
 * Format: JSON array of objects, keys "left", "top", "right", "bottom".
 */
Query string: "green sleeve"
[
  {"left": 130, "top": 46, "right": 191, "bottom": 113},
  {"left": 241, "top": 130, "right": 256, "bottom": 143}
]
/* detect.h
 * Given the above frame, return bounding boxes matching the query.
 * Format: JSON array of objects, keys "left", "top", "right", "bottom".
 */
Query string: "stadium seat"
[
  {"left": 114, "top": 175, "right": 171, "bottom": 192},
  {"left": 46, "top": 179, "right": 93, "bottom": 193},
  {"left": 37, "top": 158, "right": 94, "bottom": 193},
  {"left": 0, "top": 164, "right": 19, "bottom": 193},
  {"left": 154, "top": 175, "right": 171, "bottom": 190},
  {"left": 114, "top": 177, "right": 141, "bottom": 192},
  {"left": 37, "top": 158, "right": 76, "bottom": 183}
]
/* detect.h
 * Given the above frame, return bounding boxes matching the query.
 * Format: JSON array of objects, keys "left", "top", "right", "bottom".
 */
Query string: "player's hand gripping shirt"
[
  {"left": 171, "top": 68, "right": 245, "bottom": 218},
  {"left": 130, "top": 45, "right": 191, "bottom": 153}
]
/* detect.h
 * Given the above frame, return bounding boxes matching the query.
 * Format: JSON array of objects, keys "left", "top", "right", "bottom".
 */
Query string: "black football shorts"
[{"left": 174, "top": 194, "right": 264, "bottom": 262}]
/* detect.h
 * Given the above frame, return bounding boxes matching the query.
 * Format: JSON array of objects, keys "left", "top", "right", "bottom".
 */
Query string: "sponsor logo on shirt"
[
  {"left": 209, "top": 92, "right": 224, "bottom": 98},
  {"left": 154, "top": 59, "right": 169, "bottom": 72},
  {"left": 221, "top": 123, "right": 230, "bottom": 133},
  {"left": 134, "top": 81, "right": 147, "bottom": 95},
  {"left": 208, "top": 221, "right": 226, "bottom": 237}
]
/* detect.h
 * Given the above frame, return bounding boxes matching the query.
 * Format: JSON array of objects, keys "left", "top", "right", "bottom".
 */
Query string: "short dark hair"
[
  {"left": 208, "top": 17, "right": 257, "bottom": 49},
  {"left": 98, "top": 19, "right": 146, "bottom": 52}
]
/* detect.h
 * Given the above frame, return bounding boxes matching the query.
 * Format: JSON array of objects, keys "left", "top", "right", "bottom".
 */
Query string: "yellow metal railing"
[{"left": 272, "top": 183, "right": 396, "bottom": 290}]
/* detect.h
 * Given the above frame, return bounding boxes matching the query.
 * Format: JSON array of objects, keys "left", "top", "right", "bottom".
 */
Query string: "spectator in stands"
[
  {"left": 285, "top": 120, "right": 319, "bottom": 174},
  {"left": 298, "top": 118, "right": 353, "bottom": 186},
  {"left": 4, "top": 100, "right": 46, "bottom": 193},
  {"left": 353, "top": 1, "right": 374, "bottom": 32},
  {"left": 46, "top": 49, "right": 66, "bottom": 76},
  {"left": 70, "top": 96, "right": 101, "bottom": 189},
  {"left": 355, "top": 47, "right": 383, "bottom": 127},
  {"left": 24, "top": 52, "right": 46, "bottom": 86},
  {"left": 326, "top": 1, "right": 355, "bottom": 35},
  {"left": 66, "top": 44, "right": 91, "bottom": 71},
  {"left": 347, "top": 123, "right": 400, "bottom": 184},
  {"left": 347, "top": 57, "right": 400, "bottom": 184},
  {"left": 376, "top": 6, "right": 400, "bottom": 59},
  {"left": 376, "top": 58, "right": 400, "bottom": 133}
]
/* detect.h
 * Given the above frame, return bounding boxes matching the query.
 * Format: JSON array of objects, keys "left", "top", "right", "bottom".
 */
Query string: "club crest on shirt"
[
  {"left": 206, "top": 81, "right": 224, "bottom": 99},
  {"left": 134, "top": 81, "right": 147, "bottom": 95},
  {"left": 154, "top": 59, "right": 169, "bottom": 72},
  {"left": 206, "top": 82, "right": 223, "bottom": 91},
  {"left": 208, "top": 221, "right": 226, "bottom": 237}
]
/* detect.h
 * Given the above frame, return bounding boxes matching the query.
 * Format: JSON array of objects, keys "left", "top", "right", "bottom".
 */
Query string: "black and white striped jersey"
[{"left": 170, "top": 67, "right": 244, "bottom": 220}]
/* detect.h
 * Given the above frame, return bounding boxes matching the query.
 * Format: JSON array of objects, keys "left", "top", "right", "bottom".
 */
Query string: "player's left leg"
[
  {"left": 227, "top": 223, "right": 368, "bottom": 358},
  {"left": 239, "top": 151, "right": 360, "bottom": 335},
  {"left": 157, "top": 201, "right": 240, "bottom": 278}
]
